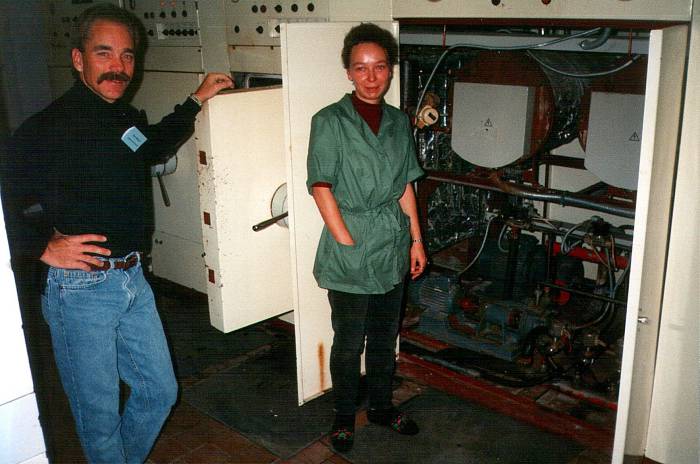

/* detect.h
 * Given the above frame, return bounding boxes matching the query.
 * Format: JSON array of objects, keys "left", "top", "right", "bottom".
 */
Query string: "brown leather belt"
[{"left": 89, "top": 253, "right": 141, "bottom": 271}]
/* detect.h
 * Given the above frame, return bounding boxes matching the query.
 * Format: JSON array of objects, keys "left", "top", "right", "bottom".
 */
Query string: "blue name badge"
[{"left": 121, "top": 126, "right": 148, "bottom": 152}]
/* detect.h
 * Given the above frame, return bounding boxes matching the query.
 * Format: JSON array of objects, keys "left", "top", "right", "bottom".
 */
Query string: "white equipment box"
[
  {"left": 451, "top": 82, "right": 534, "bottom": 168},
  {"left": 585, "top": 91, "right": 645, "bottom": 190}
]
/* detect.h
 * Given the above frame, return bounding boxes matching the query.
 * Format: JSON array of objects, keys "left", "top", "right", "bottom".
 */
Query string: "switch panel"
[
  {"left": 124, "top": 0, "right": 201, "bottom": 47},
  {"left": 225, "top": 1, "right": 330, "bottom": 46}
]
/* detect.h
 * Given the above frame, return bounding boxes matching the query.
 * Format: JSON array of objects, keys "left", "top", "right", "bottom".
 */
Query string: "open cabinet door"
[
  {"left": 195, "top": 87, "right": 292, "bottom": 332},
  {"left": 612, "top": 25, "right": 688, "bottom": 463},
  {"left": 282, "top": 22, "right": 400, "bottom": 404}
]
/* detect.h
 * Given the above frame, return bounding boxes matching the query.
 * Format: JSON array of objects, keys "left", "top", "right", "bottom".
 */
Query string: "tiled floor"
[{"left": 30, "top": 278, "right": 612, "bottom": 464}]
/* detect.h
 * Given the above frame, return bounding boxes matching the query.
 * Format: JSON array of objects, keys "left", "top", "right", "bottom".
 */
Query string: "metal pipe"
[
  {"left": 424, "top": 173, "right": 635, "bottom": 219},
  {"left": 539, "top": 281, "right": 627, "bottom": 306}
]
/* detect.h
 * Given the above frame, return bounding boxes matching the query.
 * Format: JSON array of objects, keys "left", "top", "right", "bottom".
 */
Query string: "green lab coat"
[{"left": 307, "top": 94, "right": 424, "bottom": 294}]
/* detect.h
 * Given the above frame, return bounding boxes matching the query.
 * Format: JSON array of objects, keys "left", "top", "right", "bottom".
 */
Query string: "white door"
[
  {"left": 195, "top": 87, "right": 293, "bottom": 332},
  {"left": 612, "top": 25, "right": 688, "bottom": 463},
  {"left": 281, "top": 22, "right": 400, "bottom": 404}
]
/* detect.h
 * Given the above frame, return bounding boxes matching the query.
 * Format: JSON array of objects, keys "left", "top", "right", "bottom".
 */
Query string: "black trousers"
[{"left": 327, "top": 282, "right": 405, "bottom": 416}]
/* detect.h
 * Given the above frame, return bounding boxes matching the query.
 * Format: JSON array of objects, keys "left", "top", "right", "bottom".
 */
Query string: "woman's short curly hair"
[{"left": 341, "top": 23, "right": 398, "bottom": 69}]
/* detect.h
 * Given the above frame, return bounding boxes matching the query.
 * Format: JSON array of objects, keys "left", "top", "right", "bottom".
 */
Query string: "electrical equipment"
[
  {"left": 224, "top": 0, "right": 392, "bottom": 46},
  {"left": 392, "top": 0, "right": 691, "bottom": 21},
  {"left": 127, "top": 1, "right": 200, "bottom": 47},
  {"left": 224, "top": 0, "right": 391, "bottom": 73},
  {"left": 407, "top": 211, "right": 629, "bottom": 394},
  {"left": 225, "top": 1, "right": 330, "bottom": 47},
  {"left": 451, "top": 82, "right": 535, "bottom": 168},
  {"left": 584, "top": 92, "right": 645, "bottom": 190}
]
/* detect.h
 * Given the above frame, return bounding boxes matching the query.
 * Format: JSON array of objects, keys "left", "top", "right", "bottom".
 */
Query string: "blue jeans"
[
  {"left": 41, "top": 253, "right": 177, "bottom": 463},
  {"left": 328, "top": 282, "right": 404, "bottom": 416}
]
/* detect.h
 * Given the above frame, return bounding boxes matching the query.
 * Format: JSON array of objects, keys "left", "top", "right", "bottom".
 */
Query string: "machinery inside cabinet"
[{"left": 399, "top": 23, "right": 648, "bottom": 406}]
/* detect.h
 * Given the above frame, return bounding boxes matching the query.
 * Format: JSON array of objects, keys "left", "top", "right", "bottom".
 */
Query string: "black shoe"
[
  {"left": 367, "top": 407, "right": 419, "bottom": 435},
  {"left": 330, "top": 414, "right": 355, "bottom": 453}
]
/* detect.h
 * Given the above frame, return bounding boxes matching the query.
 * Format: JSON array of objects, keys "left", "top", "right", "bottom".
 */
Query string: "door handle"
[
  {"left": 637, "top": 316, "right": 650, "bottom": 325},
  {"left": 252, "top": 212, "right": 289, "bottom": 231}
]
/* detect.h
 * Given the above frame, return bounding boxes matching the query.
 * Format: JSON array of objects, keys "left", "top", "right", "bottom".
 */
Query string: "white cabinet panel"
[
  {"left": 392, "top": 0, "right": 691, "bottom": 21},
  {"left": 645, "top": 7, "right": 700, "bottom": 463},
  {"left": 612, "top": 25, "right": 688, "bottom": 463},
  {"left": 281, "top": 21, "right": 400, "bottom": 404},
  {"left": 196, "top": 87, "right": 292, "bottom": 333}
]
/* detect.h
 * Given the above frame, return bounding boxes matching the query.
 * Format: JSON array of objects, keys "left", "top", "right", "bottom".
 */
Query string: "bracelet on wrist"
[
  {"left": 189, "top": 93, "right": 203, "bottom": 107},
  {"left": 412, "top": 238, "right": 423, "bottom": 244}
]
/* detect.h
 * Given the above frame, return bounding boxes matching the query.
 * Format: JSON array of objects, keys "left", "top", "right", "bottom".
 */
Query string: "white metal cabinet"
[
  {"left": 392, "top": 0, "right": 692, "bottom": 21},
  {"left": 192, "top": 6, "right": 695, "bottom": 463}
]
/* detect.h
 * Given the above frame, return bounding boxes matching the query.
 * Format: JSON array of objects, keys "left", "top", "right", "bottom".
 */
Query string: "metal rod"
[
  {"left": 252, "top": 211, "right": 289, "bottom": 232},
  {"left": 538, "top": 281, "right": 627, "bottom": 305},
  {"left": 156, "top": 172, "right": 170, "bottom": 207}
]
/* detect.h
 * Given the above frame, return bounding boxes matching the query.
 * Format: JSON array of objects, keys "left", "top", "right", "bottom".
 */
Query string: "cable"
[
  {"left": 604, "top": 247, "right": 615, "bottom": 296},
  {"left": 459, "top": 214, "right": 496, "bottom": 275},
  {"left": 497, "top": 223, "right": 510, "bottom": 253},
  {"left": 561, "top": 219, "right": 587, "bottom": 254},
  {"left": 526, "top": 50, "right": 641, "bottom": 78},
  {"left": 579, "top": 27, "right": 613, "bottom": 50},
  {"left": 531, "top": 215, "right": 562, "bottom": 233},
  {"left": 413, "top": 27, "right": 604, "bottom": 127}
]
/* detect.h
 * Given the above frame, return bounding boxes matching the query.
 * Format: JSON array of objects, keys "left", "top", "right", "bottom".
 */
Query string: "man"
[{"left": 1, "top": 3, "right": 233, "bottom": 463}]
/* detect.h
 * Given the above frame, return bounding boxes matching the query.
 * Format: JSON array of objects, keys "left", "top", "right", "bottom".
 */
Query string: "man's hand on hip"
[{"left": 40, "top": 231, "right": 112, "bottom": 271}]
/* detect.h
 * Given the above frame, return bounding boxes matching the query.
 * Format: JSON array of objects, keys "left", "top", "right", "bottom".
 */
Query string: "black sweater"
[{"left": 1, "top": 81, "right": 201, "bottom": 262}]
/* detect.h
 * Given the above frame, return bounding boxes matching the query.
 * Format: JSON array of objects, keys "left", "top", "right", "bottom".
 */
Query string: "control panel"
[
  {"left": 124, "top": 0, "right": 201, "bottom": 47},
  {"left": 225, "top": 1, "right": 329, "bottom": 46},
  {"left": 392, "top": 0, "right": 691, "bottom": 21}
]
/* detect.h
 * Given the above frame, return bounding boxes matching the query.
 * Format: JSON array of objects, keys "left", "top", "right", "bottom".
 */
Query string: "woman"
[{"left": 306, "top": 23, "right": 427, "bottom": 453}]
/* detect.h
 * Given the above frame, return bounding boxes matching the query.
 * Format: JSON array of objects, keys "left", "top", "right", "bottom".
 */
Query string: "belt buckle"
[
  {"left": 120, "top": 252, "right": 141, "bottom": 270},
  {"left": 89, "top": 260, "right": 111, "bottom": 272}
]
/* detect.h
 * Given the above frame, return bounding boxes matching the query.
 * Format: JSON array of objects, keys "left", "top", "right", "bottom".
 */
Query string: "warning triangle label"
[
  {"left": 629, "top": 132, "right": 640, "bottom": 142},
  {"left": 484, "top": 119, "right": 493, "bottom": 127}
]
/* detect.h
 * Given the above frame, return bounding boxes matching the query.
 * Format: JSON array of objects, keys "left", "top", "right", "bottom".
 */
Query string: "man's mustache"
[{"left": 97, "top": 72, "right": 131, "bottom": 84}]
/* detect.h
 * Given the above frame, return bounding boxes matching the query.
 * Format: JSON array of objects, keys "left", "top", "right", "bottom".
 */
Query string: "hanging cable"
[
  {"left": 413, "top": 27, "right": 604, "bottom": 129},
  {"left": 459, "top": 214, "right": 497, "bottom": 275},
  {"left": 526, "top": 50, "right": 641, "bottom": 78},
  {"left": 497, "top": 223, "right": 510, "bottom": 253}
]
